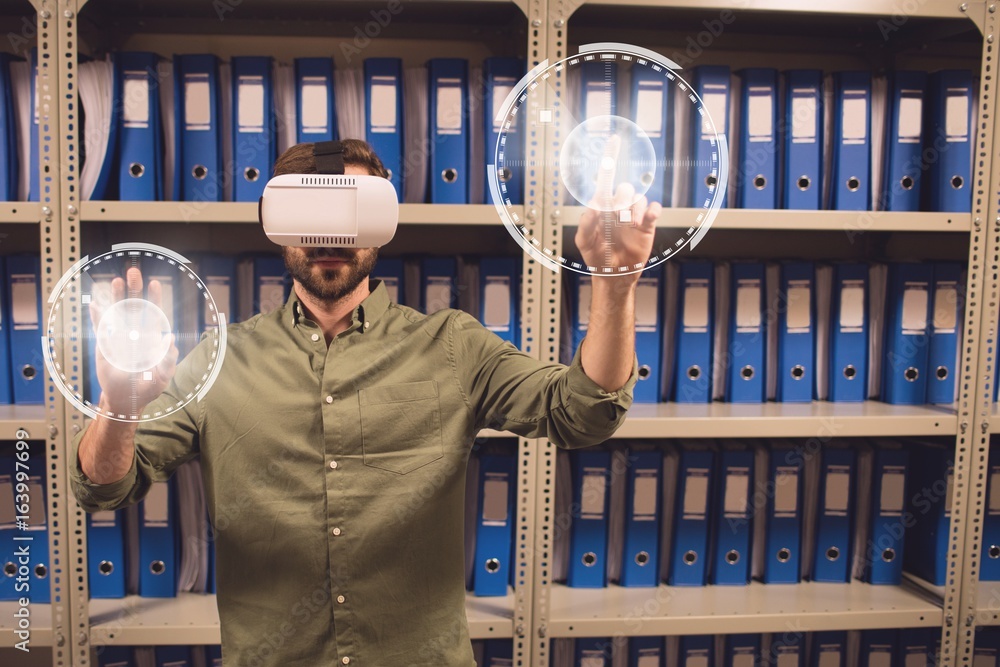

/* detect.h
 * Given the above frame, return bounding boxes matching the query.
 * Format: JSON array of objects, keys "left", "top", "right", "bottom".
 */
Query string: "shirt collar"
[{"left": 283, "top": 278, "right": 391, "bottom": 334}]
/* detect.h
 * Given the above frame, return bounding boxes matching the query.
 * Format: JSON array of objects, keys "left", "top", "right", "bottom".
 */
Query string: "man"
[{"left": 71, "top": 139, "right": 660, "bottom": 666}]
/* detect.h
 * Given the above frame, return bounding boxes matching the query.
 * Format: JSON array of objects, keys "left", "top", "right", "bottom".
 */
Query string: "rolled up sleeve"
[{"left": 450, "top": 310, "right": 637, "bottom": 448}]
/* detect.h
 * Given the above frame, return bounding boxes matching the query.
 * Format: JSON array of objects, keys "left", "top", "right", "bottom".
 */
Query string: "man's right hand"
[{"left": 90, "top": 266, "right": 179, "bottom": 416}]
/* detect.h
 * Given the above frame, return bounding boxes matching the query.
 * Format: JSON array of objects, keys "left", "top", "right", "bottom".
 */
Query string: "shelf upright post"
[{"left": 958, "top": 1, "right": 1000, "bottom": 663}]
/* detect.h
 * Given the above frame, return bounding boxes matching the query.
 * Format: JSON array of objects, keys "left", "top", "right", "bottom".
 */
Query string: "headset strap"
[{"left": 313, "top": 140, "right": 345, "bottom": 175}]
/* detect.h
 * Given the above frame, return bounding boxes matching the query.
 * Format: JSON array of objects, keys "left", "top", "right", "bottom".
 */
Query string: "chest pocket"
[{"left": 360, "top": 380, "right": 444, "bottom": 474}]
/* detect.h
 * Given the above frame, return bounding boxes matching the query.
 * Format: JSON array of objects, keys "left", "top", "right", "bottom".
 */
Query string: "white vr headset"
[{"left": 258, "top": 140, "right": 399, "bottom": 247}]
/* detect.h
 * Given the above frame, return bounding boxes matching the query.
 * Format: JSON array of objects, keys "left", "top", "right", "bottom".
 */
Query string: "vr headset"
[{"left": 258, "top": 140, "right": 398, "bottom": 247}]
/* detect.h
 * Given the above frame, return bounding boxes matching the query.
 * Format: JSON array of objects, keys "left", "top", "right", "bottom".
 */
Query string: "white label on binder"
[
  {"left": 701, "top": 90, "right": 727, "bottom": 138},
  {"left": 774, "top": 469, "right": 798, "bottom": 515},
  {"left": 786, "top": 286, "right": 811, "bottom": 331},
  {"left": 898, "top": 94, "right": 923, "bottom": 143},
  {"left": 946, "top": 89, "right": 970, "bottom": 141},
  {"left": 933, "top": 286, "right": 958, "bottom": 331},
  {"left": 143, "top": 481, "right": 170, "bottom": 527},
  {"left": 973, "top": 655, "right": 995, "bottom": 667},
  {"left": 825, "top": 471, "right": 851, "bottom": 513},
  {"left": 633, "top": 474, "right": 658, "bottom": 518},
  {"left": 687, "top": 657, "right": 709, "bottom": 667},
  {"left": 724, "top": 471, "right": 749, "bottom": 516},
  {"left": 880, "top": 469, "right": 906, "bottom": 515},
  {"left": 943, "top": 468, "right": 955, "bottom": 516},
  {"left": 791, "top": 91, "right": 816, "bottom": 142},
  {"left": 683, "top": 470, "right": 709, "bottom": 516},
  {"left": 638, "top": 656, "right": 660, "bottom": 667},
  {"left": 26, "top": 480, "right": 46, "bottom": 528},
  {"left": 204, "top": 278, "right": 231, "bottom": 330},
  {"left": 736, "top": 283, "right": 762, "bottom": 331},
  {"left": 184, "top": 75, "right": 212, "bottom": 130},
  {"left": 733, "top": 657, "right": 754, "bottom": 667},
  {"left": 123, "top": 72, "right": 150, "bottom": 128},
  {"left": 818, "top": 649, "right": 842, "bottom": 667},
  {"left": 905, "top": 653, "right": 928, "bottom": 667},
  {"left": 484, "top": 277, "right": 511, "bottom": 330},
  {"left": 580, "top": 657, "right": 604, "bottom": 667},
  {"left": 12, "top": 276, "right": 38, "bottom": 329},
  {"left": 301, "top": 77, "right": 329, "bottom": 133},
  {"left": 370, "top": 80, "right": 398, "bottom": 131},
  {"left": 577, "top": 281, "right": 592, "bottom": 329},
  {"left": 901, "top": 285, "right": 929, "bottom": 334},
  {"left": 635, "top": 280, "right": 657, "bottom": 332},
  {"left": 748, "top": 88, "right": 773, "bottom": 141},
  {"left": 683, "top": 285, "right": 709, "bottom": 330},
  {"left": 436, "top": 83, "right": 463, "bottom": 132},
  {"left": 870, "top": 654, "right": 892, "bottom": 667},
  {"left": 842, "top": 93, "right": 867, "bottom": 143},
  {"left": 91, "top": 510, "right": 117, "bottom": 528},
  {"left": 585, "top": 83, "right": 614, "bottom": 128},
  {"left": 990, "top": 470, "right": 1000, "bottom": 513},
  {"left": 636, "top": 84, "right": 664, "bottom": 135},
  {"left": 492, "top": 78, "right": 516, "bottom": 130},
  {"left": 482, "top": 478, "right": 509, "bottom": 525},
  {"left": 580, "top": 470, "right": 606, "bottom": 518},
  {"left": 840, "top": 285, "right": 865, "bottom": 330},
  {"left": 426, "top": 279, "right": 452, "bottom": 315},
  {"left": 237, "top": 76, "right": 265, "bottom": 133},
  {"left": 777, "top": 653, "right": 799, "bottom": 667},
  {"left": 259, "top": 278, "right": 285, "bottom": 316},
  {"left": 0, "top": 476, "right": 15, "bottom": 528},
  {"left": 381, "top": 276, "right": 399, "bottom": 303}
]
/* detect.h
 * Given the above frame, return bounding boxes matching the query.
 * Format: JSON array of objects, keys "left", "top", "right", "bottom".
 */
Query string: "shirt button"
[
  {"left": 342, "top": 658, "right": 350, "bottom": 665},
  {"left": 325, "top": 395, "right": 333, "bottom": 404},
  {"left": 332, "top": 527, "right": 342, "bottom": 536},
  {"left": 337, "top": 595, "right": 346, "bottom": 604},
  {"left": 329, "top": 460, "right": 338, "bottom": 469},
  {"left": 363, "top": 321, "right": 370, "bottom": 330},
  {"left": 311, "top": 333, "right": 320, "bottom": 342}
]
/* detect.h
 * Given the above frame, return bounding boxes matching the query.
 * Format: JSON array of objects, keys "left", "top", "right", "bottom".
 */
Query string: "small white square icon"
[
  {"left": 539, "top": 108, "right": 553, "bottom": 123},
  {"left": 81, "top": 294, "right": 91, "bottom": 304},
  {"left": 142, "top": 371, "right": 153, "bottom": 381},
  {"left": 618, "top": 209, "right": 633, "bottom": 226}
]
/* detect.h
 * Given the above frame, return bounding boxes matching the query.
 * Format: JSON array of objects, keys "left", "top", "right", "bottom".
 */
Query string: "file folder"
[
  {"left": 726, "top": 262, "right": 767, "bottom": 403},
  {"left": 710, "top": 444, "right": 754, "bottom": 586},
  {"left": 472, "top": 450, "right": 516, "bottom": 597},
  {"left": 899, "top": 628, "right": 933, "bottom": 666},
  {"left": 782, "top": 70, "right": 823, "bottom": 210},
  {"left": 484, "top": 57, "right": 525, "bottom": 205},
  {"left": 771, "top": 634, "right": 803, "bottom": 667},
  {"left": 680, "top": 635, "right": 713, "bottom": 667},
  {"left": 904, "top": 442, "right": 952, "bottom": 585},
  {"left": 236, "top": 255, "right": 287, "bottom": 321},
  {"left": 295, "top": 57, "right": 337, "bottom": 143},
  {"left": 373, "top": 257, "right": 405, "bottom": 306},
  {"left": 630, "top": 64, "right": 672, "bottom": 207},
  {"left": 364, "top": 58, "right": 403, "bottom": 199},
  {"left": 882, "top": 71, "right": 927, "bottom": 211},
  {"left": 810, "top": 632, "right": 847, "bottom": 667},
  {"left": 231, "top": 56, "right": 275, "bottom": 202},
  {"left": 0, "top": 452, "right": 16, "bottom": 601},
  {"left": 811, "top": 445, "right": 856, "bottom": 583},
  {"left": 633, "top": 266, "right": 663, "bottom": 403},
  {"left": 882, "top": 262, "right": 933, "bottom": 405},
  {"left": 174, "top": 54, "right": 222, "bottom": 202},
  {"left": 619, "top": 448, "right": 662, "bottom": 587},
  {"left": 776, "top": 261, "right": 815, "bottom": 403},
  {"left": 479, "top": 257, "right": 520, "bottom": 349},
  {"left": 155, "top": 645, "right": 192, "bottom": 667},
  {"left": 668, "top": 444, "right": 715, "bottom": 586},
  {"left": 672, "top": 261, "right": 714, "bottom": 403},
  {"left": 983, "top": 444, "right": 1000, "bottom": 580},
  {"left": 96, "top": 646, "right": 134, "bottom": 667},
  {"left": 829, "top": 71, "right": 872, "bottom": 210},
  {"left": 925, "top": 70, "right": 974, "bottom": 213},
  {"left": 139, "top": 479, "right": 177, "bottom": 597},
  {"left": 428, "top": 58, "right": 469, "bottom": 203},
  {"left": 567, "top": 449, "right": 611, "bottom": 588},
  {"left": 0, "top": 257, "right": 12, "bottom": 404},
  {"left": 421, "top": 257, "right": 457, "bottom": 314},
  {"left": 859, "top": 629, "right": 899, "bottom": 667},
  {"left": 737, "top": 68, "right": 778, "bottom": 209},
  {"left": 862, "top": 444, "right": 910, "bottom": 585},
  {"left": 763, "top": 444, "right": 803, "bottom": 583},
  {"left": 117, "top": 52, "right": 162, "bottom": 201},
  {"left": 690, "top": 65, "right": 730, "bottom": 208},
  {"left": 87, "top": 509, "right": 127, "bottom": 598},
  {"left": 723, "top": 634, "right": 760, "bottom": 667},
  {"left": 628, "top": 636, "right": 663, "bottom": 667},
  {"left": 198, "top": 255, "right": 236, "bottom": 334},
  {"left": 927, "top": 261, "right": 962, "bottom": 404},
  {"left": 6, "top": 255, "right": 43, "bottom": 405},
  {"left": 828, "top": 263, "right": 869, "bottom": 402},
  {"left": 0, "top": 54, "right": 18, "bottom": 201}
]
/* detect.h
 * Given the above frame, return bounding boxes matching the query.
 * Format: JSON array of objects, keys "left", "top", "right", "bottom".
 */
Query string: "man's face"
[{"left": 282, "top": 164, "right": 381, "bottom": 302}]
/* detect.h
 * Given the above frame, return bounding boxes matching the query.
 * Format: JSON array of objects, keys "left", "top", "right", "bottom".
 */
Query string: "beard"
[{"left": 282, "top": 246, "right": 380, "bottom": 303}]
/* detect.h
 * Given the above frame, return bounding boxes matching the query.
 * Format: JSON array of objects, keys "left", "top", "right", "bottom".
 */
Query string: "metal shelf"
[
  {"left": 560, "top": 206, "right": 972, "bottom": 233},
  {"left": 0, "top": 203, "right": 40, "bottom": 224},
  {"left": 81, "top": 202, "right": 508, "bottom": 227},
  {"left": 976, "top": 582, "right": 1000, "bottom": 626},
  {"left": 0, "top": 406, "right": 46, "bottom": 441},
  {"left": 89, "top": 591, "right": 514, "bottom": 644},
  {"left": 615, "top": 401, "right": 956, "bottom": 439},
  {"left": 547, "top": 581, "right": 942, "bottom": 637},
  {"left": 0, "top": 602, "right": 53, "bottom": 648},
  {"left": 569, "top": 0, "right": 973, "bottom": 19}
]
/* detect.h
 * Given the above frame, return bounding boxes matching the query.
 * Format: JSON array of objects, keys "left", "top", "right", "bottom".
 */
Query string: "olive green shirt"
[{"left": 70, "top": 279, "right": 638, "bottom": 667}]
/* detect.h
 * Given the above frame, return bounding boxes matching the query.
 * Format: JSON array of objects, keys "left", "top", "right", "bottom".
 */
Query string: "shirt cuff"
[
  {"left": 562, "top": 341, "right": 638, "bottom": 423},
  {"left": 69, "top": 423, "right": 139, "bottom": 507}
]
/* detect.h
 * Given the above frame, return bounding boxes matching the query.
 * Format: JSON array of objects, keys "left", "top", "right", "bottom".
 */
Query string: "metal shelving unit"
[
  {"left": 0, "top": 406, "right": 47, "bottom": 440},
  {"left": 0, "top": 601, "right": 53, "bottom": 648}
]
